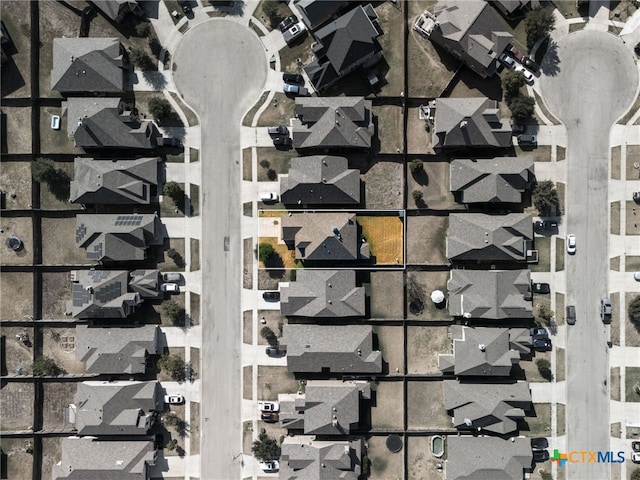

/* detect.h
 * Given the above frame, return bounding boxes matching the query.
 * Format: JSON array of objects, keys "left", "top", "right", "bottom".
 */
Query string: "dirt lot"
[
  {"left": 256, "top": 93, "right": 296, "bottom": 127},
  {"left": 374, "top": 2, "right": 404, "bottom": 97},
  {"left": 0, "top": 272, "right": 33, "bottom": 319},
  {"left": 41, "top": 327, "right": 86, "bottom": 374},
  {"left": 411, "top": 159, "right": 462, "bottom": 211},
  {"left": 374, "top": 104, "right": 403, "bottom": 154},
  {"left": 256, "top": 147, "right": 296, "bottom": 181},
  {"left": 0, "top": 216, "right": 33, "bottom": 264},
  {"left": 626, "top": 201, "right": 640, "bottom": 235},
  {"left": 406, "top": 271, "right": 452, "bottom": 321},
  {"left": 42, "top": 272, "right": 73, "bottom": 318},
  {"left": 155, "top": 238, "right": 186, "bottom": 273},
  {"left": 366, "top": 435, "right": 404, "bottom": 480},
  {"left": 358, "top": 215, "right": 404, "bottom": 265},
  {"left": 257, "top": 310, "right": 286, "bottom": 345},
  {"left": 278, "top": 31, "right": 315, "bottom": 75},
  {"left": 371, "top": 381, "right": 404, "bottom": 430},
  {"left": 407, "top": 436, "right": 446, "bottom": 480},
  {"left": 43, "top": 382, "right": 77, "bottom": 429},
  {"left": 348, "top": 155, "right": 404, "bottom": 209},
  {"left": 523, "top": 402, "right": 551, "bottom": 436},
  {"left": 41, "top": 216, "right": 89, "bottom": 265},
  {"left": 374, "top": 325, "right": 404, "bottom": 375},
  {"left": 0, "top": 161, "right": 32, "bottom": 210},
  {"left": 1, "top": 438, "right": 34, "bottom": 480},
  {"left": 257, "top": 366, "right": 299, "bottom": 401},
  {"left": 626, "top": 145, "right": 640, "bottom": 180},
  {"left": 406, "top": 215, "right": 448, "bottom": 265},
  {"left": 407, "top": 380, "right": 450, "bottom": 429},
  {"left": 39, "top": 161, "right": 75, "bottom": 210},
  {"left": 1, "top": 2, "right": 32, "bottom": 98},
  {"left": 0, "top": 382, "right": 34, "bottom": 430},
  {"left": 1, "top": 326, "right": 34, "bottom": 375},
  {"left": 407, "top": 106, "right": 434, "bottom": 154},
  {"left": 369, "top": 271, "right": 404, "bottom": 318},
  {"left": 3, "top": 107, "right": 31, "bottom": 154},
  {"left": 407, "top": 326, "right": 450, "bottom": 375},
  {"left": 41, "top": 105, "right": 82, "bottom": 154}
]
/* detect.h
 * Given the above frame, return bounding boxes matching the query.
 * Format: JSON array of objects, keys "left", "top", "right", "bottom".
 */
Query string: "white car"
[
  {"left": 259, "top": 460, "right": 279, "bottom": 472},
  {"left": 164, "top": 394, "right": 184, "bottom": 404},
  {"left": 260, "top": 192, "right": 279, "bottom": 203},
  {"left": 161, "top": 283, "right": 180, "bottom": 292},
  {"left": 635, "top": 272, "right": 640, "bottom": 281},
  {"left": 514, "top": 64, "right": 534, "bottom": 83},
  {"left": 499, "top": 53, "right": 516, "bottom": 69},
  {"left": 162, "top": 272, "right": 182, "bottom": 282},
  {"left": 258, "top": 401, "right": 279, "bottom": 412},
  {"left": 566, "top": 234, "right": 576, "bottom": 254}
]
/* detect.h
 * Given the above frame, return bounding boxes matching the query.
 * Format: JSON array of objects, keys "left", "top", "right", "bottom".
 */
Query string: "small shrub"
[
  {"left": 409, "top": 159, "right": 423, "bottom": 175},
  {"left": 157, "top": 354, "right": 185, "bottom": 381},
  {"left": 631, "top": 469, "right": 640, "bottom": 480},
  {"left": 267, "top": 168, "right": 277, "bottom": 181},
  {"left": 536, "top": 358, "right": 552, "bottom": 381},
  {"left": 32, "top": 356, "right": 63, "bottom": 376},
  {"left": 259, "top": 159, "right": 270, "bottom": 169},
  {"left": 541, "top": 472, "right": 553, "bottom": 480},
  {"left": 259, "top": 243, "right": 275, "bottom": 263},
  {"left": 629, "top": 295, "right": 640, "bottom": 327},
  {"left": 260, "top": 326, "right": 278, "bottom": 346},
  {"left": 412, "top": 190, "right": 423, "bottom": 202}
]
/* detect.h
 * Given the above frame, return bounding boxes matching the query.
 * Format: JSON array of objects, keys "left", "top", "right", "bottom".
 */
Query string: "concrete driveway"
[
  {"left": 540, "top": 30, "right": 637, "bottom": 480},
  {"left": 172, "top": 19, "right": 268, "bottom": 480}
]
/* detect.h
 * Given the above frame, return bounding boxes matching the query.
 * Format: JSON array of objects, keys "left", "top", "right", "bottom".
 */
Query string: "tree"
[
  {"left": 32, "top": 356, "right": 63, "bottom": 376},
  {"left": 631, "top": 469, "right": 640, "bottom": 480},
  {"left": 409, "top": 159, "right": 423, "bottom": 175},
  {"left": 252, "top": 432, "right": 280, "bottom": 462},
  {"left": 135, "top": 21, "right": 151, "bottom": 38},
  {"left": 525, "top": 7, "right": 555, "bottom": 49},
  {"left": 536, "top": 304, "right": 554, "bottom": 325},
  {"left": 261, "top": 2, "right": 282, "bottom": 27},
  {"left": 532, "top": 180, "right": 560, "bottom": 216},
  {"left": 502, "top": 70, "right": 526, "bottom": 99},
  {"left": 508, "top": 94, "right": 535, "bottom": 121},
  {"left": 541, "top": 472, "right": 553, "bottom": 480},
  {"left": 260, "top": 326, "right": 278, "bottom": 346},
  {"left": 157, "top": 354, "right": 185, "bottom": 381},
  {"left": 536, "top": 358, "right": 552, "bottom": 381},
  {"left": 166, "top": 439, "right": 177, "bottom": 451},
  {"left": 148, "top": 97, "right": 173, "bottom": 121},
  {"left": 259, "top": 159, "right": 271, "bottom": 169},
  {"left": 629, "top": 295, "right": 640, "bottom": 327},
  {"left": 32, "top": 158, "right": 57, "bottom": 183},
  {"left": 162, "top": 300, "right": 183, "bottom": 325},
  {"left": 259, "top": 242, "right": 275, "bottom": 263},
  {"left": 164, "top": 181, "right": 184, "bottom": 203},
  {"left": 129, "top": 47, "right": 154, "bottom": 70},
  {"left": 412, "top": 190, "right": 424, "bottom": 206}
]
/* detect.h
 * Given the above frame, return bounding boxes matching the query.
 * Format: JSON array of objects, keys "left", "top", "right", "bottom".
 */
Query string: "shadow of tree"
[
  {"left": 412, "top": 170, "right": 429, "bottom": 186},
  {"left": 48, "top": 169, "right": 71, "bottom": 201},
  {"left": 540, "top": 41, "right": 560, "bottom": 77},
  {"left": 142, "top": 70, "right": 168, "bottom": 90}
]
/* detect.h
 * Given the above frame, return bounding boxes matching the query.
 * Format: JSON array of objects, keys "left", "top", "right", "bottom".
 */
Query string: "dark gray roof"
[
  {"left": 281, "top": 324, "right": 382, "bottom": 374},
  {"left": 128, "top": 269, "right": 161, "bottom": 299},
  {"left": 280, "top": 156, "right": 360, "bottom": 205},
  {"left": 52, "top": 437, "right": 156, "bottom": 480},
  {"left": 443, "top": 380, "right": 531, "bottom": 434},
  {"left": 297, "top": 0, "right": 350, "bottom": 29},
  {"left": 279, "top": 380, "right": 371, "bottom": 435},
  {"left": 75, "top": 213, "right": 163, "bottom": 263},
  {"left": 75, "top": 324, "right": 159, "bottom": 374},
  {"left": 72, "top": 381, "right": 162, "bottom": 435},
  {"left": 51, "top": 37, "right": 125, "bottom": 94},
  {"left": 438, "top": 326, "right": 531, "bottom": 376},
  {"left": 303, "top": 4, "right": 381, "bottom": 91},
  {"left": 447, "top": 269, "right": 532, "bottom": 319},
  {"left": 493, "top": 0, "right": 529, "bottom": 16},
  {"left": 282, "top": 212, "right": 364, "bottom": 262},
  {"left": 66, "top": 270, "right": 142, "bottom": 319},
  {"left": 280, "top": 270, "right": 365, "bottom": 317},
  {"left": 63, "top": 97, "right": 123, "bottom": 137},
  {"left": 280, "top": 436, "right": 363, "bottom": 480},
  {"left": 433, "top": 97, "right": 512, "bottom": 148},
  {"left": 446, "top": 436, "right": 533, "bottom": 480},
  {"left": 450, "top": 157, "right": 534, "bottom": 203},
  {"left": 447, "top": 213, "right": 533, "bottom": 262},
  {"left": 70, "top": 157, "right": 159, "bottom": 205},
  {"left": 292, "top": 97, "right": 373, "bottom": 150},
  {"left": 92, "top": 0, "right": 143, "bottom": 21}
]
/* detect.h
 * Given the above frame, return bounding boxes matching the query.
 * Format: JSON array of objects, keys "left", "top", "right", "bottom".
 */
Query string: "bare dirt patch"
[
  {"left": 374, "top": 105, "right": 403, "bottom": 154},
  {"left": 518, "top": 350, "right": 551, "bottom": 383},
  {"left": 189, "top": 293, "right": 200, "bottom": 326},
  {"left": 279, "top": 35, "right": 315, "bottom": 77},
  {"left": 522, "top": 402, "right": 551, "bottom": 436},
  {"left": 155, "top": 238, "right": 186, "bottom": 273},
  {"left": 625, "top": 201, "right": 640, "bottom": 235},
  {"left": 406, "top": 271, "right": 452, "bottom": 321},
  {"left": 556, "top": 347, "right": 565, "bottom": 382},
  {"left": 374, "top": 325, "right": 404, "bottom": 375},
  {"left": 41, "top": 105, "right": 82, "bottom": 154},
  {"left": 0, "top": 382, "right": 34, "bottom": 430},
  {"left": 371, "top": 381, "right": 404, "bottom": 430},
  {"left": 41, "top": 437, "right": 63, "bottom": 480},
  {"left": 369, "top": 271, "right": 404, "bottom": 318},
  {"left": 611, "top": 367, "right": 621, "bottom": 401},
  {"left": 407, "top": 326, "right": 450, "bottom": 375},
  {"left": 256, "top": 92, "right": 296, "bottom": 127},
  {"left": 41, "top": 217, "right": 91, "bottom": 265},
  {"left": 1, "top": 326, "right": 34, "bottom": 375},
  {"left": 0, "top": 272, "right": 33, "bottom": 320},
  {"left": 1, "top": 1, "right": 32, "bottom": 98},
  {"left": 243, "top": 365, "right": 253, "bottom": 400},
  {"left": 626, "top": 145, "right": 640, "bottom": 180},
  {"left": 3, "top": 107, "right": 31, "bottom": 153},
  {"left": 190, "top": 401, "right": 200, "bottom": 455},
  {"left": 244, "top": 237, "right": 254, "bottom": 289},
  {"left": 348, "top": 155, "right": 404, "bottom": 209},
  {"left": 412, "top": 159, "right": 461, "bottom": 211},
  {"left": 41, "top": 327, "right": 86, "bottom": 374},
  {"left": 406, "top": 215, "right": 448, "bottom": 265},
  {"left": 407, "top": 106, "right": 434, "bottom": 154},
  {"left": 611, "top": 146, "right": 621, "bottom": 179},
  {"left": 256, "top": 147, "right": 296, "bottom": 181},
  {"left": 407, "top": 435, "right": 446, "bottom": 480},
  {"left": 257, "top": 366, "right": 298, "bottom": 401},
  {"left": 42, "top": 272, "right": 73, "bottom": 319},
  {"left": 190, "top": 347, "right": 200, "bottom": 381},
  {"left": 0, "top": 161, "right": 32, "bottom": 210},
  {"left": 407, "top": 380, "right": 450, "bottom": 429},
  {"left": 243, "top": 310, "right": 253, "bottom": 344},
  {"left": 257, "top": 310, "right": 286, "bottom": 345},
  {"left": 374, "top": 2, "right": 404, "bottom": 97},
  {"left": 0, "top": 216, "right": 33, "bottom": 264},
  {"left": 1, "top": 438, "right": 34, "bottom": 479},
  {"left": 366, "top": 435, "right": 404, "bottom": 480},
  {"left": 43, "top": 382, "right": 77, "bottom": 429}
]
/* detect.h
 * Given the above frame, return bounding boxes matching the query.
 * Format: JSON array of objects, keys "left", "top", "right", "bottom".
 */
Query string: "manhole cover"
[{"left": 386, "top": 434, "right": 403, "bottom": 453}]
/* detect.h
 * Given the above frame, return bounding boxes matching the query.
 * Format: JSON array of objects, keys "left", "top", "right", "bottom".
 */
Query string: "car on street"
[
  {"left": 282, "top": 72, "right": 304, "bottom": 84},
  {"left": 533, "top": 337, "right": 552, "bottom": 351},
  {"left": 530, "top": 327, "right": 549, "bottom": 339},
  {"left": 533, "top": 450, "right": 550, "bottom": 462},
  {"left": 261, "top": 412, "right": 279, "bottom": 423},
  {"left": 161, "top": 283, "right": 179, "bottom": 293},
  {"left": 532, "top": 282, "right": 550, "bottom": 294},
  {"left": 283, "top": 22, "right": 306, "bottom": 44},
  {"left": 499, "top": 52, "right": 516, "bottom": 69},
  {"left": 258, "top": 401, "right": 279, "bottom": 412},
  {"left": 263, "top": 291, "right": 280, "bottom": 302},
  {"left": 531, "top": 438, "right": 549, "bottom": 451},
  {"left": 278, "top": 15, "right": 297, "bottom": 32},
  {"left": 522, "top": 56, "right": 540, "bottom": 72},
  {"left": 273, "top": 136, "right": 292, "bottom": 146},
  {"left": 635, "top": 272, "right": 640, "bottom": 281},
  {"left": 268, "top": 126, "right": 289, "bottom": 135},
  {"left": 164, "top": 394, "right": 184, "bottom": 404},
  {"left": 179, "top": 1, "right": 191, "bottom": 14},
  {"left": 260, "top": 192, "right": 279, "bottom": 203},
  {"left": 566, "top": 305, "right": 576, "bottom": 325},
  {"left": 162, "top": 272, "right": 182, "bottom": 282},
  {"left": 514, "top": 64, "right": 534, "bottom": 83},
  {"left": 601, "top": 298, "right": 612, "bottom": 323},
  {"left": 566, "top": 234, "right": 576, "bottom": 254},
  {"left": 259, "top": 460, "right": 280, "bottom": 472},
  {"left": 517, "top": 134, "right": 537, "bottom": 145}
]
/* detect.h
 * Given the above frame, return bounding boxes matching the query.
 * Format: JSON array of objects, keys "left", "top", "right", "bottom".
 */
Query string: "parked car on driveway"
[
  {"left": 499, "top": 52, "right": 516, "bottom": 69},
  {"left": 531, "top": 438, "right": 549, "bottom": 451},
  {"left": 266, "top": 345, "right": 285, "bottom": 356},
  {"left": 283, "top": 83, "right": 308, "bottom": 96},
  {"left": 514, "top": 64, "right": 534, "bottom": 83},
  {"left": 259, "top": 460, "right": 279, "bottom": 472},
  {"left": 283, "top": 22, "right": 306, "bottom": 44},
  {"left": 509, "top": 44, "right": 525, "bottom": 61},
  {"left": 566, "top": 234, "right": 576, "bottom": 254},
  {"left": 532, "top": 282, "right": 550, "bottom": 294},
  {"left": 261, "top": 412, "right": 279, "bottom": 423},
  {"left": 601, "top": 298, "right": 612, "bottom": 323},
  {"left": 263, "top": 291, "right": 280, "bottom": 302},
  {"left": 273, "top": 136, "right": 292, "bottom": 146},
  {"left": 258, "top": 401, "right": 279, "bottom": 412},
  {"left": 268, "top": 126, "right": 289, "bottom": 135},
  {"left": 633, "top": 191, "right": 640, "bottom": 203},
  {"left": 530, "top": 327, "right": 549, "bottom": 339},
  {"left": 533, "top": 337, "right": 552, "bottom": 351},
  {"left": 260, "top": 192, "right": 279, "bottom": 203},
  {"left": 533, "top": 450, "right": 550, "bottom": 462},
  {"left": 522, "top": 56, "right": 540, "bottom": 72},
  {"left": 534, "top": 220, "right": 558, "bottom": 231},
  {"left": 517, "top": 134, "right": 537, "bottom": 145},
  {"left": 282, "top": 72, "right": 304, "bottom": 84},
  {"left": 156, "top": 136, "right": 181, "bottom": 147},
  {"left": 161, "top": 283, "right": 179, "bottom": 293},
  {"left": 566, "top": 305, "right": 576, "bottom": 325},
  {"left": 162, "top": 272, "right": 182, "bottom": 282},
  {"left": 278, "top": 15, "right": 297, "bottom": 32},
  {"left": 164, "top": 394, "right": 184, "bottom": 404},
  {"left": 635, "top": 272, "right": 640, "bottom": 281}
]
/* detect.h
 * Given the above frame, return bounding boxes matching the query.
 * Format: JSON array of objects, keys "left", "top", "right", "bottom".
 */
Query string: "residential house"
[
  {"left": 447, "top": 269, "right": 532, "bottom": 319},
  {"left": 75, "top": 213, "right": 164, "bottom": 263},
  {"left": 447, "top": 213, "right": 533, "bottom": 262},
  {"left": 282, "top": 212, "right": 369, "bottom": 262},
  {"left": 279, "top": 435, "right": 364, "bottom": 480},
  {"left": 438, "top": 326, "right": 532, "bottom": 376},
  {"left": 128, "top": 269, "right": 162, "bottom": 298},
  {"left": 414, "top": 0, "right": 512, "bottom": 78},
  {"left": 51, "top": 37, "right": 126, "bottom": 94},
  {"left": 92, "top": 0, "right": 144, "bottom": 22},
  {"left": 75, "top": 324, "right": 159, "bottom": 374},
  {"left": 280, "top": 270, "right": 365, "bottom": 318},
  {"left": 70, "top": 157, "right": 159, "bottom": 205},
  {"left": 432, "top": 97, "right": 512, "bottom": 149},
  {"left": 446, "top": 436, "right": 532, "bottom": 480},
  {"left": 492, "top": 0, "right": 532, "bottom": 18},
  {"left": 279, "top": 156, "right": 361, "bottom": 206},
  {"left": 297, "top": 0, "right": 351, "bottom": 30},
  {"left": 443, "top": 380, "right": 532, "bottom": 434},
  {"left": 69, "top": 381, "right": 162, "bottom": 436},
  {"left": 52, "top": 437, "right": 156, "bottom": 480},
  {"left": 450, "top": 157, "right": 535, "bottom": 204},
  {"left": 292, "top": 97, "right": 374, "bottom": 150},
  {"left": 304, "top": 4, "right": 382, "bottom": 92},
  {"left": 280, "top": 324, "right": 382, "bottom": 374}
]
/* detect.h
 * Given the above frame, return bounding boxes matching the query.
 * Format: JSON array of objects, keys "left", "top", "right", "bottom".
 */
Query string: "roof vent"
[
  {"left": 357, "top": 348, "right": 362, "bottom": 356},
  {"left": 460, "top": 120, "right": 467, "bottom": 129},
  {"left": 304, "top": 343, "right": 311, "bottom": 348},
  {"left": 479, "top": 344, "right": 486, "bottom": 352}
]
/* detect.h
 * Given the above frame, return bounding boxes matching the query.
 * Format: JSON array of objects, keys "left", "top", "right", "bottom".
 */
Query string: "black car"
[
  {"left": 632, "top": 441, "right": 640, "bottom": 452},
  {"left": 530, "top": 327, "right": 548, "bottom": 338},
  {"left": 533, "top": 337, "right": 552, "bottom": 351},
  {"left": 532, "top": 282, "right": 550, "bottom": 294},
  {"left": 267, "top": 126, "right": 289, "bottom": 135},
  {"left": 533, "top": 450, "right": 550, "bottom": 462},
  {"left": 282, "top": 72, "right": 304, "bottom": 84},
  {"left": 522, "top": 57, "right": 540, "bottom": 72},
  {"left": 156, "top": 136, "right": 181, "bottom": 147},
  {"left": 179, "top": 1, "right": 192, "bottom": 14},
  {"left": 263, "top": 291, "right": 280, "bottom": 302},
  {"left": 531, "top": 438, "right": 549, "bottom": 451},
  {"left": 261, "top": 412, "right": 279, "bottom": 423},
  {"left": 266, "top": 346, "right": 285, "bottom": 357},
  {"left": 566, "top": 305, "right": 576, "bottom": 325},
  {"left": 273, "top": 136, "right": 292, "bottom": 146},
  {"left": 278, "top": 15, "right": 297, "bottom": 32},
  {"left": 511, "top": 124, "right": 526, "bottom": 133},
  {"left": 534, "top": 220, "right": 558, "bottom": 231},
  {"left": 633, "top": 191, "right": 640, "bottom": 204}
]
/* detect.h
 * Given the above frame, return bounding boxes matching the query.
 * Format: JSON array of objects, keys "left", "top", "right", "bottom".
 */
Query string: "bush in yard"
[
  {"left": 157, "top": 354, "right": 185, "bottom": 381},
  {"left": 164, "top": 181, "right": 184, "bottom": 203},
  {"left": 162, "top": 300, "right": 183, "bottom": 325},
  {"left": 541, "top": 472, "right": 553, "bottom": 480},
  {"left": 409, "top": 159, "right": 423, "bottom": 175},
  {"left": 260, "top": 326, "right": 278, "bottom": 346},
  {"left": 536, "top": 358, "right": 552, "bottom": 381},
  {"left": 32, "top": 157, "right": 57, "bottom": 183},
  {"left": 267, "top": 168, "right": 277, "bottom": 181},
  {"left": 508, "top": 94, "right": 535, "bottom": 122},
  {"left": 536, "top": 304, "right": 554, "bottom": 325},
  {"left": 252, "top": 432, "right": 280, "bottom": 462},
  {"left": 629, "top": 295, "right": 640, "bottom": 328},
  {"left": 259, "top": 242, "right": 275, "bottom": 263},
  {"left": 32, "top": 356, "right": 63, "bottom": 376},
  {"left": 148, "top": 97, "right": 173, "bottom": 121},
  {"left": 166, "top": 248, "right": 185, "bottom": 268},
  {"left": 129, "top": 47, "right": 155, "bottom": 70},
  {"left": 166, "top": 439, "right": 177, "bottom": 451},
  {"left": 135, "top": 21, "right": 151, "bottom": 37},
  {"left": 502, "top": 70, "right": 526, "bottom": 99},
  {"left": 532, "top": 180, "right": 560, "bottom": 216},
  {"left": 632, "top": 469, "right": 640, "bottom": 480},
  {"left": 525, "top": 7, "right": 555, "bottom": 49},
  {"left": 259, "top": 159, "right": 270, "bottom": 169}
]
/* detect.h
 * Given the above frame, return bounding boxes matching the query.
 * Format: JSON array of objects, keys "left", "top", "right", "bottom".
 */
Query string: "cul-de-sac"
[{"left": 1, "top": 1, "right": 640, "bottom": 479}]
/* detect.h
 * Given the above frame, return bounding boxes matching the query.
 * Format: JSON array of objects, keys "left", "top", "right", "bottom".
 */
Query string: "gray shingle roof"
[
  {"left": 304, "top": 5, "right": 381, "bottom": 91},
  {"left": 128, "top": 269, "right": 161, "bottom": 298},
  {"left": 280, "top": 270, "right": 365, "bottom": 317},
  {"left": 51, "top": 37, "right": 125, "bottom": 94},
  {"left": 75, "top": 213, "right": 163, "bottom": 262},
  {"left": 280, "top": 156, "right": 360, "bottom": 206},
  {"left": 52, "top": 437, "right": 155, "bottom": 480},
  {"left": 282, "top": 212, "right": 364, "bottom": 262},
  {"left": 279, "top": 435, "right": 363, "bottom": 480},
  {"left": 292, "top": 97, "right": 373, "bottom": 150},
  {"left": 63, "top": 97, "right": 123, "bottom": 137},
  {"left": 450, "top": 157, "right": 534, "bottom": 203},
  {"left": 281, "top": 324, "right": 382, "bottom": 374},
  {"left": 70, "top": 157, "right": 159, "bottom": 205},
  {"left": 92, "top": 0, "right": 143, "bottom": 21},
  {"left": 443, "top": 380, "right": 532, "bottom": 434},
  {"left": 447, "top": 269, "right": 532, "bottom": 319},
  {"left": 75, "top": 324, "right": 159, "bottom": 374},
  {"left": 72, "top": 381, "right": 162, "bottom": 435},
  {"left": 278, "top": 380, "right": 370, "bottom": 435},
  {"left": 447, "top": 213, "right": 533, "bottom": 262},
  {"left": 433, "top": 97, "right": 512, "bottom": 148},
  {"left": 446, "top": 436, "right": 533, "bottom": 480},
  {"left": 296, "top": 0, "right": 350, "bottom": 29},
  {"left": 438, "top": 326, "right": 531, "bottom": 376}
]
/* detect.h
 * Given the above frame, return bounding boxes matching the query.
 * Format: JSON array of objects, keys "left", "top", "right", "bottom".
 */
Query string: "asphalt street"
[
  {"left": 540, "top": 31, "right": 638, "bottom": 480},
  {"left": 172, "top": 20, "right": 268, "bottom": 480}
]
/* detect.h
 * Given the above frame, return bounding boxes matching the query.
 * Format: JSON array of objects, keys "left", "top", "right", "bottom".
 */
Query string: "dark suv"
[{"left": 566, "top": 305, "right": 576, "bottom": 325}]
